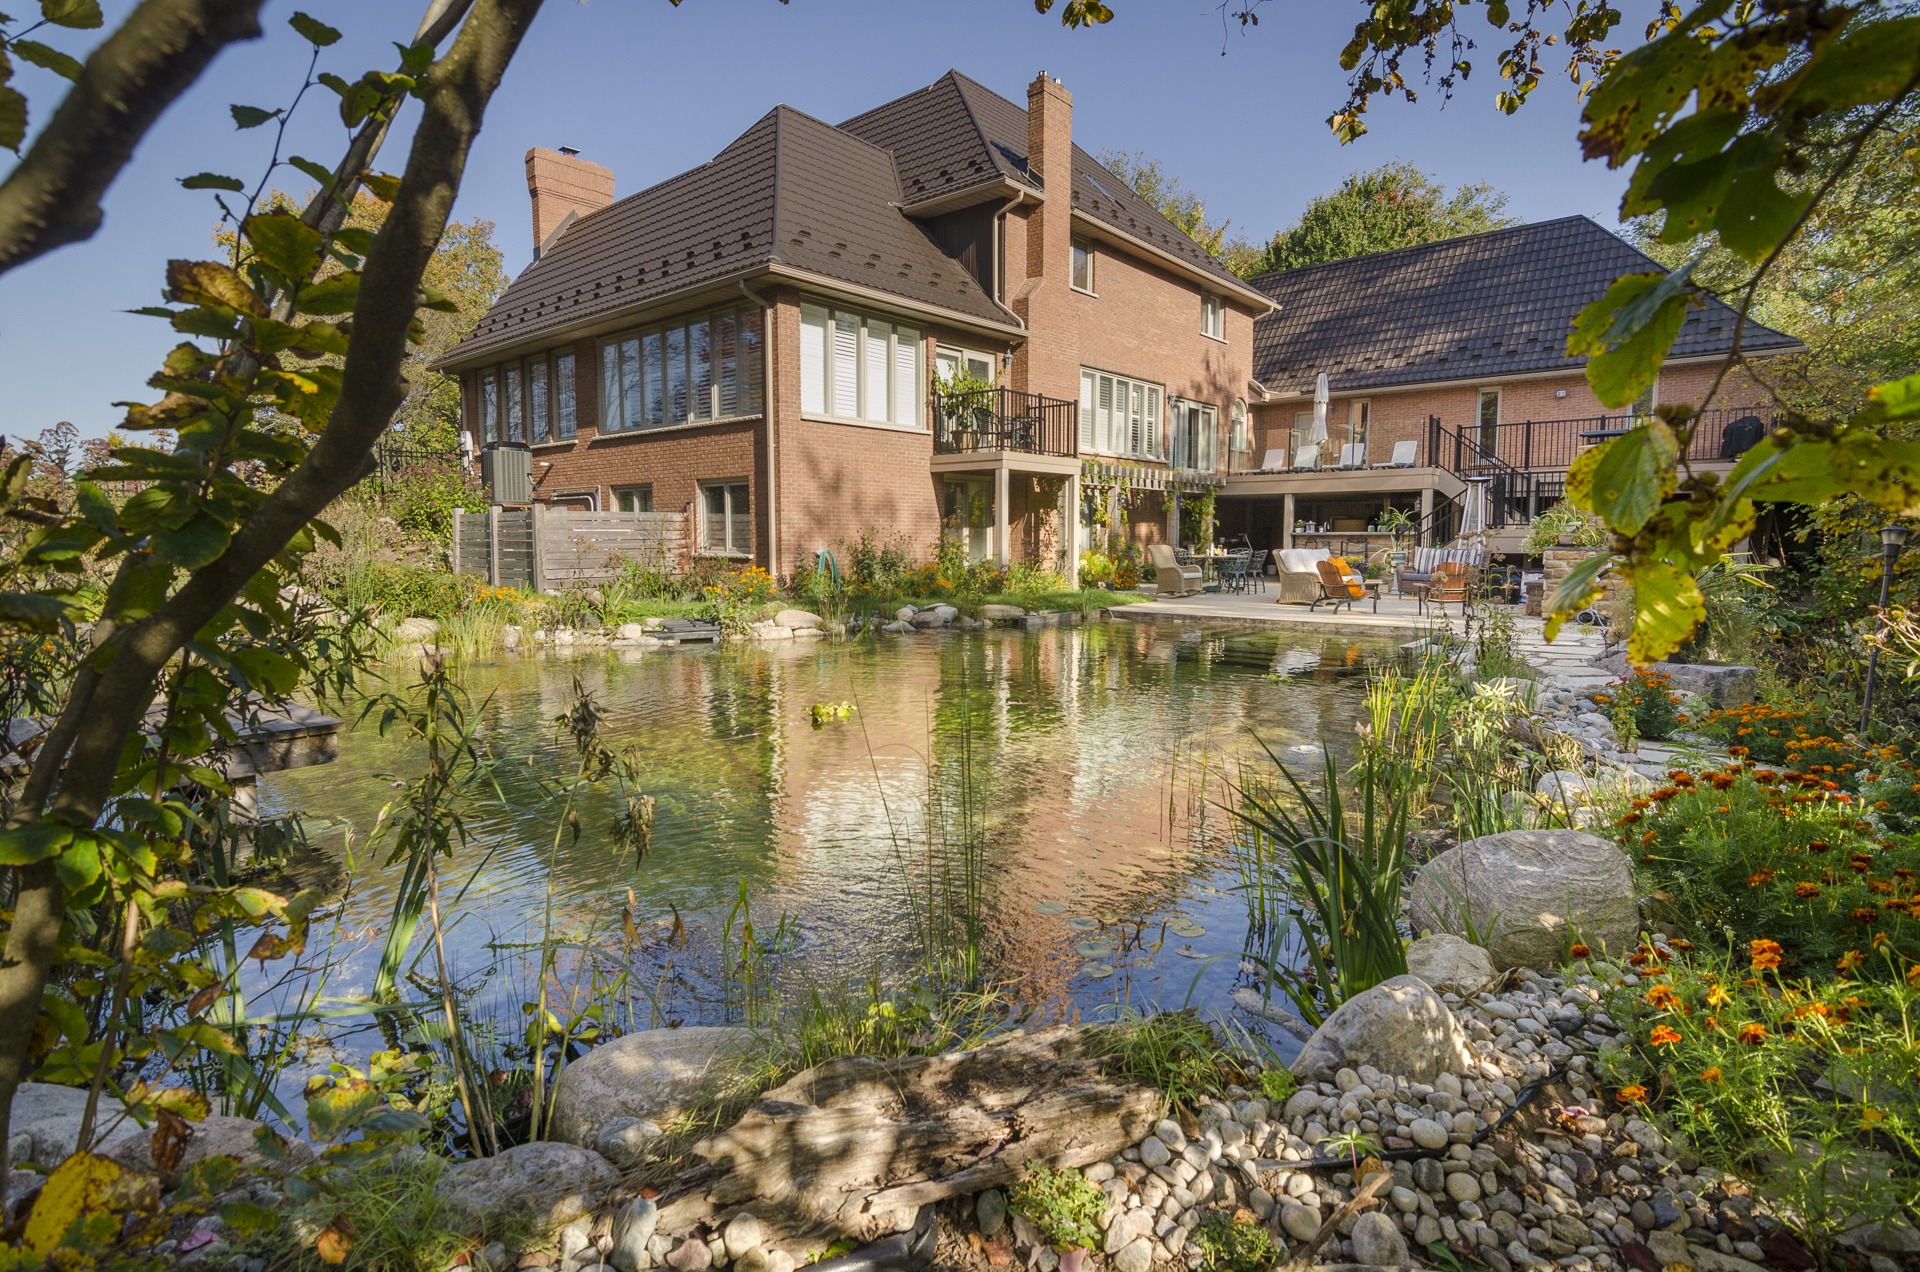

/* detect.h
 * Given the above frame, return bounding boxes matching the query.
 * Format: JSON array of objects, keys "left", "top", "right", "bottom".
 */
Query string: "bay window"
[
  {"left": 476, "top": 349, "right": 579, "bottom": 447},
  {"left": 1077, "top": 368, "right": 1162, "bottom": 461},
  {"left": 800, "top": 303, "right": 923, "bottom": 427},
  {"left": 599, "top": 305, "right": 764, "bottom": 434}
]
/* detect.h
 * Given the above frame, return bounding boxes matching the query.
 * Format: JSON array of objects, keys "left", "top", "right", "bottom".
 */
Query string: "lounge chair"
[
  {"left": 1292, "top": 442, "right": 1321, "bottom": 470},
  {"left": 1311, "top": 558, "right": 1367, "bottom": 613},
  {"left": 1275, "top": 547, "right": 1330, "bottom": 605},
  {"left": 1251, "top": 448, "right": 1287, "bottom": 473},
  {"left": 1328, "top": 442, "right": 1364, "bottom": 469},
  {"left": 1371, "top": 440, "right": 1418, "bottom": 468},
  {"left": 1149, "top": 543, "right": 1202, "bottom": 597}
]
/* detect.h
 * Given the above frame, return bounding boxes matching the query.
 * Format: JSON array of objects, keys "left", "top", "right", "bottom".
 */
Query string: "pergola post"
[{"left": 994, "top": 464, "right": 1011, "bottom": 568}]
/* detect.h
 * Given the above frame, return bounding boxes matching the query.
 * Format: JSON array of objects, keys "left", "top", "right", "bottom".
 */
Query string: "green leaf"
[
  {"left": 0, "top": 589, "right": 75, "bottom": 631},
  {"left": 1869, "top": 373, "right": 1920, "bottom": 422},
  {"left": 288, "top": 11, "right": 341, "bottom": 46},
  {"left": 306, "top": 1081, "right": 380, "bottom": 1142},
  {"left": 159, "top": 1023, "right": 246, "bottom": 1060},
  {"left": 1568, "top": 271, "right": 1693, "bottom": 409},
  {"left": 150, "top": 513, "right": 231, "bottom": 570},
  {"left": 1626, "top": 560, "right": 1707, "bottom": 665},
  {"left": 12, "top": 40, "right": 81, "bottom": 80},
  {"left": 287, "top": 155, "right": 337, "bottom": 191},
  {"left": 0, "top": 822, "right": 74, "bottom": 865},
  {"left": 360, "top": 171, "right": 402, "bottom": 202},
  {"left": 218, "top": 1200, "right": 280, "bottom": 1236},
  {"left": 38, "top": 0, "right": 102, "bottom": 28},
  {"left": 358, "top": 1110, "right": 429, "bottom": 1137},
  {"left": 1788, "top": 16, "right": 1920, "bottom": 114},
  {"left": 52, "top": 834, "right": 101, "bottom": 892},
  {"left": 230, "top": 104, "right": 279, "bottom": 130},
  {"left": 1582, "top": 423, "right": 1677, "bottom": 535},
  {"left": 244, "top": 211, "right": 324, "bottom": 285},
  {"left": 1715, "top": 156, "right": 1812, "bottom": 263},
  {"left": 0, "top": 84, "right": 26, "bottom": 152},
  {"left": 179, "top": 172, "right": 246, "bottom": 192},
  {"left": 166, "top": 259, "right": 265, "bottom": 316},
  {"left": 294, "top": 273, "right": 359, "bottom": 316}
]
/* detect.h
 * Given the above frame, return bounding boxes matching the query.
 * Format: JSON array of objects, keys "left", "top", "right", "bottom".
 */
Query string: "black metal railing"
[
  {"left": 365, "top": 434, "right": 464, "bottom": 493},
  {"left": 932, "top": 386, "right": 1078, "bottom": 457},
  {"left": 1446, "top": 406, "right": 1778, "bottom": 475}
]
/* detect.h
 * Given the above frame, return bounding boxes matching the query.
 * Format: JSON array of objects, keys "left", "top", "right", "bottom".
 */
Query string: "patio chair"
[
  {"left": 1274, "top": 547, "right": 1330, "bottom": 605},
  {"left": 1370, "top": 440, "right": 1418, "bottom": 468},
  {"left": 1220, "top": 550, "right": 1257, "bottom": 595},
  {"left": 1149, "top": 543, "right": 1202, "bottom": 597},
  {"left": 1244, "top": 549, "right": 1269, "bottom": 595},
  {"left": 1310, "top": 558, "right": 1367, "bottom": 613},
  {"left": 1328, "top": 442, "right": 1364, "bottom": 469},
  {"left": 1292, "top": 442, "right": 1321, "bottom": 470},
  {"left": 1253, "top": 448, "right": 1287, "bottom": 473},
  {"left": 1426, "top": 560, "right": 1475, "bottom": 626}
]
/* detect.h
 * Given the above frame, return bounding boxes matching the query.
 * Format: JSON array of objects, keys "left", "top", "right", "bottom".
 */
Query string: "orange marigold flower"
[
  {"left": 1730, "top": 745, "right": 1750, "bottom": 758},
  {"left": 1646, "top": 985, "right": 1681, "bottom": 1011},
  {"left": 1651, "top": 787, "right": 1680, "bottom": 802},
  {"left": 1739, "top": 1022, "right": 1770, "bottom": 1045},
  {"left": 1668, "top": 938, "right": 1694, "bottom": 951},
  {"left": 1748, "top": 868, "right": 1777, "bottom": 888},
  {"left": 1796, "top": 882, "right": 1822, "bottom": 898},
  {"left": 1615, "top": 812, "right": 1644, "bottom": 827},
  {"left": 1750, "top": 939, "right": 1785, "bottom": 972},
  {"left": 1616, "top": 1084, "right": 1649, "bottom": 1104},
  {"left": 1649, "top": 1024, "right": 1683, "bottom": 1047},
  {"left": 1569, "top": 943, "right": 1592, "bottom": 960},
  {"left": 1906, "top": 965, "right": 1920, "bottom": 986},
  {"left": 1839, "top": 949, "right": 1867, "bottom": 972},
  {"left": 1706, "top": 982, "right": 1732, "bottom": 1007},
  {"left": 1808, "top": 840, "right": 1832, "bottom": 853},
  {"left": 1700, "top": 1067, "right": 1723, "bottom": 1084}
]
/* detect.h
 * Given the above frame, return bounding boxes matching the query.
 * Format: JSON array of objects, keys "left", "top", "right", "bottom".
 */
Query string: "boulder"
[
  {"left": 1349, "top": 1210, "right": 1413, "bottom": 1267},
  {"left": 615, "top": 623, "right": 655, "bottom": 642},
  {"left": 548, "top": 1026, "right": 750, "bottom": 1149},
  {"left": 1408, "top": 829, "right": 1640, "bottom": 970},
  {"left": 747, "top": 622, "right": 794, "bottom": 642},
  {"left": 981, "top": 604, "right": 1026, "bottom": 621},
  {"left": 8, "top": 1082, "right": 139, "bottom": 1165},
  {"left": 1661, "top": 662, "right": 1758, "bottom": 709},
  {"left": 881, "top": 620, "right": 912, "bottom": 635},
  {"left": 392, "top": 616, "right": 438, "bottom": 642},
  {"left": 1288, "top": 975, "right": 1475, "bottom": 1085},
  {"left": 435, "top": 1141, "right": 617, "bottom": 1232},
  {"left": 774, "top": 609, "right": 823, "bottom": 630},
  {"left": 1404, "top": 933, "right": 1496, "bottom": 995}
]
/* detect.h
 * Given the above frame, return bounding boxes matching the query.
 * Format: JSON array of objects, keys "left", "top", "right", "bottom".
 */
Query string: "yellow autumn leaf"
[{"left": 24, "top": 1152, "right": 154, "bottom": 1256}]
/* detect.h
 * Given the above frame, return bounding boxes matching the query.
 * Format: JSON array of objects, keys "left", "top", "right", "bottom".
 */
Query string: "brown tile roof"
[
  {"left": 443, "top": 104, "right": 1018, "bottom": 367},
  {"left": 839, "top": 70, "right": 1255, "bottom": 296},
  {"left": 1248, "top": 215, "right": 1801, "bottom": 396}
]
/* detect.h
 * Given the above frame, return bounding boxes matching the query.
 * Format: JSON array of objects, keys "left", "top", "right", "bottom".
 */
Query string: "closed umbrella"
[{"left": 1307, "top": 372, "right": 1330, "bottom": 445}]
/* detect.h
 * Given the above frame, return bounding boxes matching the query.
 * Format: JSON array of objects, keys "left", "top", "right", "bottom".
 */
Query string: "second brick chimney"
[
  {"left": 526, "top": 147, "right": 615, "bottom": 255},
  {"left": 1013, "top": 72, "right": 1079, "bottom": 402}
]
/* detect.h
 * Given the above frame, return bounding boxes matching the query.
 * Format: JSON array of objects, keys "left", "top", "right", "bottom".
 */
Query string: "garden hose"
[{"left": 1291, "top": 1062, "right": 1571, "bottom": 1173}]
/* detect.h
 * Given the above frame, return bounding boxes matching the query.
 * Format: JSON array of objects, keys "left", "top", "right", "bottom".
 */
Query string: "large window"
[
  {"left": 1201, "top": 293, "right": 1225, "bottom": 340},
  {"left": 1171, "top": 398, "right": 1219, "bottom": 472},
  {"left": 599, "top": 306, "right": 764, "bottom": 434},
  {"left": 1348, "top": 399, "right": 1371, "bottom": 454},
  {"left": 477, "top": 350, "right": 577, "bottom": 446},
  {"left": 701, "top": 481, "right": 751, "bottom": 556},
  {"left": 613, "top": 485, "right": 652, "bottom": 513},
  {"left": 1476, "top": 388, "right": 1501, "bottom": 461},
  {"left": 1229, "top": 398, "right": 1251, "bottom": 471},
  {"left": 1078, "top": 369, "right": 1162, "bottom": 460},
  {"left": 799, "top": 303, "right": 923, "bottom": 427}
]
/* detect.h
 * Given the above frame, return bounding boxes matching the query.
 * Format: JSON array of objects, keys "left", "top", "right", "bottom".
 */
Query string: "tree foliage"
[
  {"left": 1255, "top": 160, "right": 1517, "bottom": 273},
  {"left": 1095, "top": 147, "right": 1265, "bottom": 276}
]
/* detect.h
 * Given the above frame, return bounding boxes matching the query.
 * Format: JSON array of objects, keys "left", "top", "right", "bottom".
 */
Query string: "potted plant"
[
  {"left": 935, "top": 367, "right": 994, "bottom": 450},
  {"left": 1377, "top": 506, "right": 1416, "bottom": 565}
]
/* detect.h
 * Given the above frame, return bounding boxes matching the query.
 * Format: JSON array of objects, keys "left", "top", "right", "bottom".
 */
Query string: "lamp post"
[{"left": 1860, "top": 523, "right": 1911, "bottom": 736}]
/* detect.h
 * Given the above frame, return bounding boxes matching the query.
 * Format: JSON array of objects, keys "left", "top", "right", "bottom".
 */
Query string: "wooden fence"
[{"left": 451, "top": 505, "right": 688, "bottom": 589}]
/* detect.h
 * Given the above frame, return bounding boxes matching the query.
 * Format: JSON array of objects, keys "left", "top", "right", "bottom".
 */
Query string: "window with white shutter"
[
  {"left": 801, "top": 305, "right": 827, "bottom": 415},
  {"left": 1078, "top": 368, "right": 1164, "bottom": 461},
  {"left": 797, "top": 301, "right": 923, "bottom": 427}
]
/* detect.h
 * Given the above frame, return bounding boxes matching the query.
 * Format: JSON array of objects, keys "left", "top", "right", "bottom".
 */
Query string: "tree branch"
[{"left": 0, "top": 0, "right": 267, "bottom": 277}]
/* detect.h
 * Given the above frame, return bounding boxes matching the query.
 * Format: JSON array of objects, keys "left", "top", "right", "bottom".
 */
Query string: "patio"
[{"left": 1120, "top": 583, "right": 1458, "bottom": 637}]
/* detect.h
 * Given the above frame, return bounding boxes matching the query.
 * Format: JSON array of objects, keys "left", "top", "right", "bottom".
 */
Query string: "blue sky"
[{"left": 0, "top": 0, "right": 1639, "bottom": 441}]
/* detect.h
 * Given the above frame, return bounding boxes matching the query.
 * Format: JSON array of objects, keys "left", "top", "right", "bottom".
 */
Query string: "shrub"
[
  {"left": 1194, "top": 1212, "right": 1281, "bottom": 1272},
  {"left": 1592, "top": 669, "right": 1684, "bottom": 740},
  {"left": 1700, "top": 702, "right": 1829, "bottom": 764},
  {"left": 1618, "top": 761, "right": 1920, "bottom": 979},
  {"left": 385, "top": 455, "right": 481, "bottom": 540},
  {"left": 1520, "top": 499, "right": 1608, "bottom": 554},
  {"left": 703, "top": 564, "right": 780, "bottom": 634},
  {"left": 1009, "top": 1164, "right": 1106, "bottom": 1252},
  {"left": 358, "top": 563, "right": 477, "bottom": 620},
  {"left": 1079, "top": 549, "right": 1114, "bottom": 589}
]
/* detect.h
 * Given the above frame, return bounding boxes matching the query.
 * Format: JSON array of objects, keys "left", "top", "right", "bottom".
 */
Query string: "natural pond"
[{"left": 261, "top": 617, "right": 1396, "bottom": 1074}]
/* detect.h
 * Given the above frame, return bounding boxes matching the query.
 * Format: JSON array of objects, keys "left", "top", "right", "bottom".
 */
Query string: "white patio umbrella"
[{"left": 1307, "top": 371, "right": 1330, "bottom": 445}]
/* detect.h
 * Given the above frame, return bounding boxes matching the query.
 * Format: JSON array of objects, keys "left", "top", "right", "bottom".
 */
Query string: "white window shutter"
[
  {"left": 800, "top": 306, "right": 827, "bottom": 414},
  {"left": 893, "top": 326, "right": 920, "bottom": 426},
  {"left": 832, "top": 311, "right": 860, "bottom": 418}
]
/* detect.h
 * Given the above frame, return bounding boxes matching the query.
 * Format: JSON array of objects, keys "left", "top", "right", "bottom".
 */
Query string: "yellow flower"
[
  {"left": 1615, "top": 1084, "right": 1648, "bottom": 1104},
  {"left": 1861, "top": 1107, "right": 1888, "bottom": 1131}
]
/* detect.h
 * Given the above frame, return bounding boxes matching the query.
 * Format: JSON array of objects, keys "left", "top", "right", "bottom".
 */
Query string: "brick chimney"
[
  {"left": 1011, "top": 72, "right": 1079, "bottom": 402},
  {"left": 525, "top": 147, "right": 614, "bottom": 255}
]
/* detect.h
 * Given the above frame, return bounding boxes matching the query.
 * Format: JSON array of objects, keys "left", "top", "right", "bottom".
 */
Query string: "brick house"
[
  {"left": 435, "top": 70, "right": 1271, "bottom": 575},
  {"left": 438, "top": 75, "right": 1798, "bottom": 574},
  {"left": 1219, "top": 217, "right": 1800, "bottom": 555}
]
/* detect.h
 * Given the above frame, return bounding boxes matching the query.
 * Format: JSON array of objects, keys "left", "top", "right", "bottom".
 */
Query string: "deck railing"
[
  {"left": 1446, "top": 406, "right": 1778, "bottom": 475},
  {"left": 932, "top": 386, "right": 1078, "bottom": 458}
]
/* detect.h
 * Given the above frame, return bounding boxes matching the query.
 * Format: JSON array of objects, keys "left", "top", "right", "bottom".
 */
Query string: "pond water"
[{"left": 261, "top": 618, "right": 1396, "bottom": 1069}]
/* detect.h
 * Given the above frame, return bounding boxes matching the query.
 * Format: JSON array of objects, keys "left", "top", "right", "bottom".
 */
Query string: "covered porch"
[{"left": 1217, "top": 465, "right": 1467, "bottom": 564}]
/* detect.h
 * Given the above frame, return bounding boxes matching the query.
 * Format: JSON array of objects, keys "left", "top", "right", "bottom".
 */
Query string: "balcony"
[{"left": 932, "top": 386, "right": 1077, "bottom": 458}]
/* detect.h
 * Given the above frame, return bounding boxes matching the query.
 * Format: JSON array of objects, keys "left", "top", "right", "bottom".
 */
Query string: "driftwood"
[{"left": 652, "top": 1026, "right": 1159, "bottom": 1246}]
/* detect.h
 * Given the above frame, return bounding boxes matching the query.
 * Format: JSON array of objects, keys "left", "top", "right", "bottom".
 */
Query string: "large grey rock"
[
  {"left": 436, "top": 1141, "right": 617, "bottom": 1232},
  {"left": 392, "top": 616, "right": 438, "bottom": 642},
  {"left": 1662, "top": 662, "right": 1758, "bottom": 709},
  {"left": 1404, "top": 934, "right": 1496, "bottom": 996},
  {"left": 9, "top": 1082, "right": 138, "bottom": 1165},
  {"left": 548, "top": 1026, "right": 750, "bottom": 1148},
  {"left": 1289, "top": 976, "right": 1475, "bottom": 1085},
  {"left": 773, "top": 608, "right": 823, "bottom": 630},
  {"left": 1407, "top": 829, "right": 1639, "bottom": 970},
  {"left": 1349, "top": 1211, "right": 1413, "bottom": 1268},
  {"left": 981, "top": 604, "right": 1026, "bottom": 621}
]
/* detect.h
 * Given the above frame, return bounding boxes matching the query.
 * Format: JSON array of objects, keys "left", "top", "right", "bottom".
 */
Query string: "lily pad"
[
  {"left": 1174, "top": 945, "right": 1205, "bottom": 959},
  {"left": 1081, "top": 962, "right": 1115, "bottom": 980},
  {"left": 1068, "top": 916, "right": 1101, "bottom": 932},
  {"left": 1167, "top": 919, "right": 1206, "bottom": 939},
  {"left": 1077, "top": 941, "right": 1114, "bottom": 959},
  {"left": 1034, "top": 901, "right": 1069, "bottom": 915}
]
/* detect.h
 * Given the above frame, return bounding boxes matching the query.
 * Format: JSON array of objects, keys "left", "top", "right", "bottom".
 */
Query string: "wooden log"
[{"left": 649, "top": 1026, "right": 1159, "bottom": 1246}]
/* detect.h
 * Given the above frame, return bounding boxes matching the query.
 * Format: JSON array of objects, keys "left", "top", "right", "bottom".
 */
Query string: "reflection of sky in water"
[{"left": 258, "top": 621, "right": 1390, "bottom": 1069}]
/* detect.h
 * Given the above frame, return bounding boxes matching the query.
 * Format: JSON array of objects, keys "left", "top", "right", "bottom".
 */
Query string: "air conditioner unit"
[{"left": 480, "top": 442, "right": 533, "bottom": 505}]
